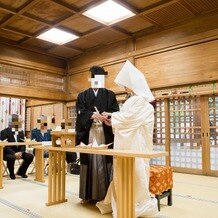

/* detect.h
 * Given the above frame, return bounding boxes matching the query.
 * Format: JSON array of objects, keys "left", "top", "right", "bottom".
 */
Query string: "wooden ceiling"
[{"left": 0, "top": 0, "right": 217, "bottom": 60}]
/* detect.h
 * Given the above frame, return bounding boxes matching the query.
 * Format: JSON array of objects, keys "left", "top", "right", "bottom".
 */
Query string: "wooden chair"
[
  {"left": 3, "top": 161, "right": 9, "bottom": 176},
  {"left": 29, "top": 156, "right": 49, "bottom": 175},
  {"left": 3, "top": 160, "right": 23, "bottom": 176}
]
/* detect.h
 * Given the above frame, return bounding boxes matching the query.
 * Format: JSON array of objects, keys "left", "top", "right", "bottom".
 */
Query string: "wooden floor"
[{"left": 0, "top": 171, "right": 218, "bottom": 218}]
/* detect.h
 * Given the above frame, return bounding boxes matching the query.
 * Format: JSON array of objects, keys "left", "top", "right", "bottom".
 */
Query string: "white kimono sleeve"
[{"left": 112, "top": 96, "right": 154, "bottom": 131}]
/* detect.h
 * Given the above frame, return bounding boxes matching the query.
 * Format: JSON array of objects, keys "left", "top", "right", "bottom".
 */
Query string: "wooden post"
[
  {"left": 200, "top": 96, "right": 210, "bottom": 175},
  {"left": 164, "top": 98, "right": 171, "bottom": 166},
  {"left": 46, "top": 150, "right": 67, "bottom": 206},
  {"left": 34, "top": 146, "right": 45, "bottom": 182},
  {"left": 116, "top": 156, "right": 135, "bottom": 218}
]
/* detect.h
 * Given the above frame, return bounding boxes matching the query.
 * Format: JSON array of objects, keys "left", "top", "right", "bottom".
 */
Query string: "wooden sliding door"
[{"left": 151, "top": 95, "right": 218, "bottom": 177}]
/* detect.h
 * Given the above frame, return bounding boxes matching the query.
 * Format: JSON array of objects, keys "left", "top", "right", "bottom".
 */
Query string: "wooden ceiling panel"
[
  {"left": 66, "top": 37, "right": 99, "bottom": 50},
  {"left": 5, "top": 15, "right": 45, "bottom": 34},
  {"left": 0, "top": 0, "right": 29, "bottom": 10},
  {"left": 0, "top": 9, "right": 11, "bottom": 22},
  {"left": 83, "top": 29, "right": 128, "bottom": 46},
  {"left": 61, "top": 0, "right": 94, "bottom": 8},
  {"left": 62, "top": 15, "right": 102, "bottom": 34},
  {"left": 183, "top": 0, "right": 218, "bottom": 13},
  {"left": 0, "top": 29, "right": 25, "bottom": 41},
  {"left": 26, "top": 0, "right": 73, "bottom": 23},
  {"left": 123, "top": 0, "right": 163, "bottom": 10},
  {"left": 115, "top": 15, "right": 154, "bottom": 33},
  {"left": 48, "top": 46, "right": 82, "bottom": 58},
  {"left": 144, "top": 2, "right": 195, "bottom": 26},
  {"left": 0, "top": 0, "right": 216, "bottom": 59}
]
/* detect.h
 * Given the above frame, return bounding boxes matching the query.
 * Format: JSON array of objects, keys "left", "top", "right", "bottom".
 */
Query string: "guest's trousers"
[{"left": 4, "top": 152, "right": 34, "bottom": 175}]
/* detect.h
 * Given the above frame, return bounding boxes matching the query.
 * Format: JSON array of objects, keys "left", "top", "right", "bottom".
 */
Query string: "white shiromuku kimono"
[
  {"left": 111, "top": 95, "right": 158, "bottom": 217},
  {"left": 96, "top": 60, "right": 159, "bottom": 217}
]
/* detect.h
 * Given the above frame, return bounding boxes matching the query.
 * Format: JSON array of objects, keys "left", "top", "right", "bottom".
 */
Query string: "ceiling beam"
[
  {"left": 0, "top": 36, "right": 67, "bottom": 60},
  {"left": 2, "top": 27, "right": 33, "bottom": 37},
  {"left": 51, "top": 0, "right": 79, "bottom": 13},
  {"left": 0, "top": 3, "right": 16, "bottom": 14}
]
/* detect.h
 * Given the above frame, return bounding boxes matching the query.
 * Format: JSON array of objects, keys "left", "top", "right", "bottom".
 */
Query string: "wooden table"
[
  {"left": 45, "top": 146, "right": 168, "bottom": 218},
  {"left": 0, "top": 141, "right": 42, "bottom": 188}
]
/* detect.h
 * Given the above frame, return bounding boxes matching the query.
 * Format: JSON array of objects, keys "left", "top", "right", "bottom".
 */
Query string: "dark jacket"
[
  {"left": 0, "top": 127, "right": 25, "bottom": 155},
  {"left": 76, "top": 88, "right": 119, "bottom": 164},
  {"left": 31, "top": 128, "right": 51, "bottom": 142}
]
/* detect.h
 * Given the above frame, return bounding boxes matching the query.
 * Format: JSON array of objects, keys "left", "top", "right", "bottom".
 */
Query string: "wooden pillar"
[
  {"left": 46, "top": 150, "right": 67, "bottom": 206},
  {"left": 34, "top": 146, "right": 45, "bottom": 182},
  {"left": 116, "top": 156, "right": 135, "bottom": 218},
  {"left": 200, "top": 96, "right": 210, "bottom": 175},
  {"left": 164, "top": 98, "right": 171, "bottom": 166}
]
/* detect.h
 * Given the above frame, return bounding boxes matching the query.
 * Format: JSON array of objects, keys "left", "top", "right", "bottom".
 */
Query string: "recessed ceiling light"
[
  {"left": 37, "top": 28, "right": 79, "bottom": 45},
  {"left": 83, "top": 0, "right": 135, "bottom": 25}
]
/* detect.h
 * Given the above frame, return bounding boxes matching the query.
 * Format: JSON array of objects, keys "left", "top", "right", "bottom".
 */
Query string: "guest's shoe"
[
  {"left": 10, "top": 174, "right": 16, "bottom": 180},
  {"left": 17, "top": 173, "right": 28, "bottom": 178}
]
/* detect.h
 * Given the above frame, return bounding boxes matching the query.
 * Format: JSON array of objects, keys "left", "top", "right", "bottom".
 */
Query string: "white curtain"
[{"left": 0, "top": 97, "right": 26, "bottom": 131}]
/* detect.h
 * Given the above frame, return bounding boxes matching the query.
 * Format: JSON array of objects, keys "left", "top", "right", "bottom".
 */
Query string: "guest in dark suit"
[{"left": 0, "top": 114, "right": 34, "bottom": 180}]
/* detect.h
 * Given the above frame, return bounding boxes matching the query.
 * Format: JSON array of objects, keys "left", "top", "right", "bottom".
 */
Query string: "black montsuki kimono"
[{"left": 75, "top": 88, "right": 119, "bottom": 201}]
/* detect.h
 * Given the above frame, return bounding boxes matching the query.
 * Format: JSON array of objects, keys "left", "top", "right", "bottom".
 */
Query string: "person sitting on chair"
[
  {"left": 31, "top": 115, "right": 52, "bottom": 158},
  {"left": 31, "top": 116, "right": 77, "bottom": 171},
  {"left": 0, "top": 114, "right": 34, "bottom": 180}
]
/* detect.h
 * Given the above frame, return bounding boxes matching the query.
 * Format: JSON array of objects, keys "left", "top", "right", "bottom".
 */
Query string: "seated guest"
[
  {"left": 31, "top": 115, "right": 52, "bottom": 158},
  {"left": 31, "top": 115, "right": 52, "bottom": 141},
  {"left": 31, "top": 116, "right": 77, "bottom": 169},
  {"left": 0, "top": 114, "right": 34, "bottom": 179}
]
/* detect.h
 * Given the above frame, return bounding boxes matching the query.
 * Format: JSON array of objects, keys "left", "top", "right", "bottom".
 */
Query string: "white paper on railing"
[{"left": 42, "top": 141, "right": 52, "bottom": 146}]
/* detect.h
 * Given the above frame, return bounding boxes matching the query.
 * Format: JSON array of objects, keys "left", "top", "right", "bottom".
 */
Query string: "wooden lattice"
[
  {"left": 151, "top": 99, "right": 166, "bottom": 165},
  {"left": 153, "top": 99, "right": 165, "bottom": 145},
  {"left": 67, "top": 106, "right": 77, "bottom": 129},
  {"left": 170, "top": 96, "right": 202, "bottom": 169}
]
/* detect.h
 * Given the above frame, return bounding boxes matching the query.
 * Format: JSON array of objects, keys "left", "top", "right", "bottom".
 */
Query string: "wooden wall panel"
[
  {"left": 67, "top": 62, "right": 125, "bottom": 100},
  {"left": 0, "top": 44, "right": 66, "bottom": 74},
  {"left": 69, "top": 39, "right": 134, "bottom": 73},
  {"left": 26, "top": 100, "right": 54, "bottom": 107},
  {"left": 104, "top": 62, "right": 126, "bottom": 93},
  {"left": 0, "top": 84, "right": 66, "bottom": 101},
  {"left": 135, "top": 12, "right": 218, "bottom": 54},
  {"left": 68, "top": 12, "right": 218, "bottom": 101},
  {"left": 135, "top": 40, "right": 218, "bottom": 89},
  {"left": 0, "top": 44, "right": 67, "bottom": 101},
  {"left": 68, "top": 70, "right": 90, "bottom": 99}
]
